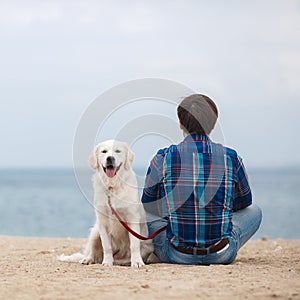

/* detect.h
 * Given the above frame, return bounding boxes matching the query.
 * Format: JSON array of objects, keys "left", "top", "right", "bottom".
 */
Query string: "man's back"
[{"left": 142, "top": 134, "right": 252, "bottom": 248}]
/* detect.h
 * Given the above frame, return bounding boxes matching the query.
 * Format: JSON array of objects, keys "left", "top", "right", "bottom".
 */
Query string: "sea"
[{"left": 0, "top": 168, "right": 299, "bottom": 240}]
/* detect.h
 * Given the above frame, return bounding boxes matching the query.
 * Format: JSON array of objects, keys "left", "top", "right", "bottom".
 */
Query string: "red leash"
[{"left": 108, "top": 196, "right": 167, "bottom": 240}]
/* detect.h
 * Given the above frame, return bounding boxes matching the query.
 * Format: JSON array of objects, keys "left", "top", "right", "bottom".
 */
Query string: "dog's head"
[{"left": 88, "top": 140, "right": 134, "bottom": 178}]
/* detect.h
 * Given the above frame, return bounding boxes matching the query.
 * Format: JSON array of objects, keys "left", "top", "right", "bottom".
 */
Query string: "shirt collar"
[{"left": 183, "top": 134, "right": 211, "bottom": 142}]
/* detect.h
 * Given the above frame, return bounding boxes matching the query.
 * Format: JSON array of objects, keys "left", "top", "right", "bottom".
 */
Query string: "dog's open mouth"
[{"left": 103, "top": 164, "right": 122, "bottom": 178}]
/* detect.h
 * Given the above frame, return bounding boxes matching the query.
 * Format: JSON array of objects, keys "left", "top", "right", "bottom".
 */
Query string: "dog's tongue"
[{"left": 106, "top": 167, "right": 116, "bottom": 178}]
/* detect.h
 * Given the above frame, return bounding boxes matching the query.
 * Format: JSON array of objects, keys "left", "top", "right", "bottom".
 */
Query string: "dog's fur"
[{"left": 58, "top": 140, "right": 154, "bottom": 267}]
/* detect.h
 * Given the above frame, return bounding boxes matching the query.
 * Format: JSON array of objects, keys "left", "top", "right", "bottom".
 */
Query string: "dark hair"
[{"left": 177, "top": 94, "right": 218, "bottom": 135}]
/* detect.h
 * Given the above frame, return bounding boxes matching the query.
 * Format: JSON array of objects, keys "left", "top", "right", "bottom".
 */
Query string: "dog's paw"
[
  {"left": 80, "top": 256, "right": 95, "bottom": 265},
  {"left": 102, "top": 261, "right": 113, "bottom": 267},
  {"left": 101, "top": 257, "right": 113, "bottom": 267},
  {"left": 131, "top": 260, "right": 145, "bottom": 268}
]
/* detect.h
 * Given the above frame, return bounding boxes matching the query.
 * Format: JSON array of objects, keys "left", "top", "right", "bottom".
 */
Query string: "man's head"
[{"left": 177, "top": 94, "right": 218, "bottom": 136}]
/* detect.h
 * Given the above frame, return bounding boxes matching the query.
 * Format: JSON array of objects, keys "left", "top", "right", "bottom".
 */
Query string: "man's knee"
[{"left": 249, "top": 204, "right": 263, "bottom": 228}]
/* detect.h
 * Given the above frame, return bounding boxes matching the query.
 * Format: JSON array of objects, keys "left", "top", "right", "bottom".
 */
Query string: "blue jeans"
[{"left": 147, "top": 204, "right": 262, "bottom": 265}]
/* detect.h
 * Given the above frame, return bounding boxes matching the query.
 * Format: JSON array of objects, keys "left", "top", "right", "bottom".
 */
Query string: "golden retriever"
[{"left": 59, "top": 140, "right": 154, "bottom": 267}]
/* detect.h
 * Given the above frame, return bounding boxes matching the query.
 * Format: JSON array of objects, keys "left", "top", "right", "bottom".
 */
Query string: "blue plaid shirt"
[{"left": 142, "top": 134, "right": 252, "bottom": 248}]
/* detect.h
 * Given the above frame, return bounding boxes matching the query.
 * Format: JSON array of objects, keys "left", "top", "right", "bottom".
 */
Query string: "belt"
[{"left": 171, "top": 238, "right": 230, "bottom": 255}]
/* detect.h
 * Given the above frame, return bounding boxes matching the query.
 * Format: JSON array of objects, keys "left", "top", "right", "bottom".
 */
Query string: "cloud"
[
  {"left": 0, "top": 0, "right": 300, "bottom": 168},
  {"left": 0, "top": 1, "right": 63, "bottom": 29}
]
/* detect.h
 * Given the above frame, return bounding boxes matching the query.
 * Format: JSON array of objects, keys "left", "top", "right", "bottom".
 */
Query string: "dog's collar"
[{"left": 105, "top": 186, "right": 114, "bottom": 200}]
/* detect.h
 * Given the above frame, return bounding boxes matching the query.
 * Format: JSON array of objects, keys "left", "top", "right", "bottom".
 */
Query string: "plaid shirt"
[{"left": 142, "top": 134, "right": 252, "bottom": 248}]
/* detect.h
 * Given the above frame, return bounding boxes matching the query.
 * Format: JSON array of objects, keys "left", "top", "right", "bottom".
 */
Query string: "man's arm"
[
  {"left": 142, "top": 162, "right": 160, "bottom": 203},
  {"left": 142, "top": 151, "right": 165, "bottom": 220},
  {"left": 233, "top": 156, "right": 252, "bottom": 211}
]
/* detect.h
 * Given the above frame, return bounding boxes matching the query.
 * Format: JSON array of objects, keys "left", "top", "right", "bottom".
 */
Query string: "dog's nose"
[{"left": 106, "top": 156, "right": 115, "bottom": 165}]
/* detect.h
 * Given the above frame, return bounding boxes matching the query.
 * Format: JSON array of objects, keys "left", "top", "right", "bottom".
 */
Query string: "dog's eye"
[
  {"left": 101, "top": 150, "right": 108, "bottom": 153},
  {"left": 115, "top": 149, "right": 121, "bottom": 153}
]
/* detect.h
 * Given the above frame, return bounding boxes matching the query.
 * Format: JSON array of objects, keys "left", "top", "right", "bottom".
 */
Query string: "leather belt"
[{"left": 171, "top": 238, "right": 230, "bottom": 255}]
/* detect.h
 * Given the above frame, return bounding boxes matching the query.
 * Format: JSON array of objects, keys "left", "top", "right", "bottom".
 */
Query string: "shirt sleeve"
[
  {"left": 233, "top": 156, "right": 252, "bottom": 211},
  {"left": 141, "top": 159, "right": 160, "bottom": 204},
  {"left": 141, "top": 150, "right": 165, "bottom": 219}
]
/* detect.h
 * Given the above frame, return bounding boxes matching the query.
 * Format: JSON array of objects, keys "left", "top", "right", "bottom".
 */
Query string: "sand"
[{"left": 0, "top": 236, "right": 299, "bottom": 300}]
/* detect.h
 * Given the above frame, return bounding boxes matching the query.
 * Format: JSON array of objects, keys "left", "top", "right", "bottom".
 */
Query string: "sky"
[{"left": 1, "top": 0, "right": 300, "bottom": 170}]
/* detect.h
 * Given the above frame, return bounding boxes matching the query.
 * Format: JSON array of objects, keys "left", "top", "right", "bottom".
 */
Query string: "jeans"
[{"left": 147, "top": 204, "right": 262, "bottom": 265}]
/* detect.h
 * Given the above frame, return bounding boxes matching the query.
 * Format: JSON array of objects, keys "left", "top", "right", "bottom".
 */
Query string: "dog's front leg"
[
  {"left": 128, "top": 223, "right": 144, "bottom": 268},
  {"left": 97, "top": 223, "right": 113, "bottom": 267}
]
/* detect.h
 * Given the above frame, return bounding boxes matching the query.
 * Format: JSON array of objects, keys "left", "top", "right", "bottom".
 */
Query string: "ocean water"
[{"left": 0, "top": 168, "right": 299, "bottom": 239}]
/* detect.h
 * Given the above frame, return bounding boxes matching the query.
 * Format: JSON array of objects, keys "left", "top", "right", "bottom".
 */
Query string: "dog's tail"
[{"left": 57, "top": 253, "right": 85, "bottom": 263}]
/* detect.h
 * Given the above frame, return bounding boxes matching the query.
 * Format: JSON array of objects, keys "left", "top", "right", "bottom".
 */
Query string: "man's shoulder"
[
  {"left": 156, "top": 147, "right": 169, "bottom": 156},
  {"left": 156, "top": 144, "right": 178, "bottom": 156},
  {"left": 150, "top": 145, "right": 178, "bottom": 166},
  {"left": 222, "top": 145, "right": 238, "bottom": 158},
  {"left": 200, "top": 140, "right": 240, "bottom": 164}
]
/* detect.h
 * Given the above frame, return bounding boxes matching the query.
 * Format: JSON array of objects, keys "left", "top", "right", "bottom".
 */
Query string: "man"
[{"left": 142, "top": 94, "right": 262, "bottom": 265}]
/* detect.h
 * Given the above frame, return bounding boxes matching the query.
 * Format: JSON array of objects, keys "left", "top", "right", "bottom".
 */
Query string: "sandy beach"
[{"left": 0, "top": 236, "right": 299, "bottom": 300}]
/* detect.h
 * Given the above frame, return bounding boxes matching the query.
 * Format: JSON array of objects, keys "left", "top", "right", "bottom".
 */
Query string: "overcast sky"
[{"left": 1, "top": 0, "right": 300, "bottom": 170}]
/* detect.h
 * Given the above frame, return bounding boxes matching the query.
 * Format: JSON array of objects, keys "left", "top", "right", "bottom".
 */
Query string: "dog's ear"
[
  {"left": 88, "top": 145, "right": 99, "bottom": 169},
  {"left": 124, "top": 145, "right": 134, "bottom": 170}
]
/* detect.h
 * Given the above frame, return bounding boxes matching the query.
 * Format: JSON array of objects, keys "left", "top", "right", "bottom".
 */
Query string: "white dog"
[{"left": 59, "top": 140, "right": 154, "bottom": 267}]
